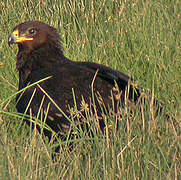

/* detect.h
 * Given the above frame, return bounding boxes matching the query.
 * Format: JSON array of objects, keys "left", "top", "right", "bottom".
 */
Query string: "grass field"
[{"left": 0, "top": 0, "right": 181, "bottom": 179}]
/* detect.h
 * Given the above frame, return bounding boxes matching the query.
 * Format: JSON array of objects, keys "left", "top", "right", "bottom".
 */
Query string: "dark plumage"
[{"left": 8, "top": 21, "right": 140, "bottom": 141}]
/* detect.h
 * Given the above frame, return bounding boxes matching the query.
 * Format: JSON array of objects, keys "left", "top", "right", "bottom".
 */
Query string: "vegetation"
[{"left": 0, "top": 0, "right": 180, "bottom": 179}]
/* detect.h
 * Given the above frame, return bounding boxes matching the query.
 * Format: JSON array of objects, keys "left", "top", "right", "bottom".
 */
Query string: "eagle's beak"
[
  {"left": 8, "top": 34, "right": 15, "bottom": 47},
  {"left": 8, "top": 29, "right": 33, "bottom": 47}
]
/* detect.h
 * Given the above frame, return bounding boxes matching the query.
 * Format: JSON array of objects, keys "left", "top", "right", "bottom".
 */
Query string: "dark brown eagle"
[{"left": 8, "top": 21, "right": 141, "bottom": 141}]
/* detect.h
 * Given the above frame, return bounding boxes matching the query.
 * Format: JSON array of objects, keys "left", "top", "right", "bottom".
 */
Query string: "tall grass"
[{"left": 0, "top": 0, "right": 180, "bottom": 179}]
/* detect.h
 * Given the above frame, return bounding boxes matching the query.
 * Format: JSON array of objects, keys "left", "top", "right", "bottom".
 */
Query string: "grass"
[{"left": 0, "top": 0, "right": 181, "bottom": 179}]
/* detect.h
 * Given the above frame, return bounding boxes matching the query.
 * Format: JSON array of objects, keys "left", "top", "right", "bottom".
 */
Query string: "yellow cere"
[
  {"left": 12, "top": 29, "right": 19, "bottom": 38},
  {"left": 12, "top": 29, "right": 34, "bottom": 43}
]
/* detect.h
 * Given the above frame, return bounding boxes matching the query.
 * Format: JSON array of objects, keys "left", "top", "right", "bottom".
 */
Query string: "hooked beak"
[
  {"left": 8, "top": 34, "right": 15, "bottom": 47},
  {"left": 8, "top": 29, "right": 33, "bottom": 47}
]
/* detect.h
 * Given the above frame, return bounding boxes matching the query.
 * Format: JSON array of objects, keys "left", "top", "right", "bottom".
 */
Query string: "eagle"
[{"left": 8, "top": 21, "right": 141, "bottom": 141}]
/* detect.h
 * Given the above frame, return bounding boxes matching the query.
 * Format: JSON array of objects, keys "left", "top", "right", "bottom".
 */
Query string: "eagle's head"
[{"left": 8, "top": 21, "right": 62, "bottom": 54}]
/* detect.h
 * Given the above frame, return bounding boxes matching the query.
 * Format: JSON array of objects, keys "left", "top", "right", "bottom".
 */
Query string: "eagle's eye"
[{"left": 28, "top": 28, "right": 36, "bottom": 35}]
